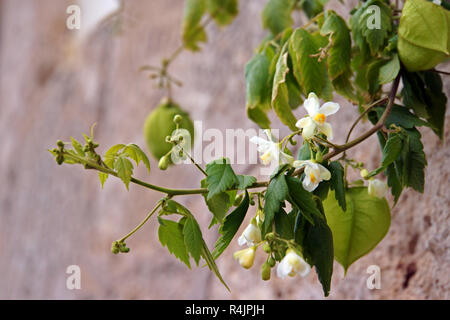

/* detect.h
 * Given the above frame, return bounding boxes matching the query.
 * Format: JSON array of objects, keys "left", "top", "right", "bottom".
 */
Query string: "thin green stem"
[{"left": 118, "top": 201, "right": 163, "bottom": 243}]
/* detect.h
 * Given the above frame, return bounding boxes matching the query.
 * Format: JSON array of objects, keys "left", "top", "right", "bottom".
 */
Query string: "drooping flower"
[
  {"left": 238, "top": 219, "right": 262, "bottom": 247},
  {"left": 233, "top": 247, "right": 256, "bottom": 269},
  {"left": 295, "top": 93, "right": 340, "bottom": 140},
  {"left": 250, "top": 130, "right": 294, "bottom": 166},
  {"left": 368, "top": 179, "right": 388, "bottom": 198},
  {"left": 277, "top": 249, "right": 311, "bottom": 278},
  {"left": 293, "top": 160, "right": 331, "bottom": 192}
]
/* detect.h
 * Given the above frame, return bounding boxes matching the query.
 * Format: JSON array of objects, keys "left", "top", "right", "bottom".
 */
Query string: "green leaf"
[
  {"left": 205, "top": 158, "right": 239, "bottom": 200},
  {"left": 381, "top": 131, "right": 406, "bottom": 168},
  {"left": 297, "top": 142, "right": 311, "bottom": 160},
  {"left": 401, "top": 128, "right": 427, "bottom": 193},
  {"left": 123, "top": 144, "right": 151, "bottom": 173},
  {"left": 182, "top": 0, "right": 207, "bottom": 51},
  {"left": 247, "top": 105, "right": 271, "bottom": 129},
  {"left": 158, "top": 218, "right": 191, "bottom": 268},
  {"left": 263, "top": 173, "right": 289, "bottom": 235},
  {"left": 371, "top": 105, "right": 432, "bottom": 129},
  {"left": 201, "top": 179, "right": 232, "bottom": 223},
  {"left": 286, "top": 176, "right": 322, "bottom": 225},
  {"left": 236, "top": 175, "right": 257, "bottom": 190},
  {"left": 301, "top": 0, "right": 327, "bottom": 19},
  {"left": 183, "top": 217, "right": 204, "bottom": 265},
  {"left": 105, "top": 144, "right": 126, "bottom": 159},
  {"left": 213, "top": 191, "right": 250, "bottom": 259},
  {"left": 207, "top": 0, "right": 238, "bottom": 26},
  {"left": 298, "top": 210, "right": 334, "bottom": 296},
  {"left": 379, "top": 54, "right": 400, "bottom": 85},
  {"left": 98, "top": 172, "right": 108, "bottom": 188},
  {"left": 271, "top": 46, "right": 298, "bottom": 131},
  {"left": 70, "top": 137, "right": 85, "bottom": 157},
  {"left": 274, "top": 208, "right": 295, "bottom": 240},
  {"left": 323, "top": 187, "right": 391, "bottom": 273},
  {"left": 289, "top": 28, "right": 327, "bottom": 97},
  {"left": 262, "top": 0, "right": 295, "bottom": 35},
  {"left": 245, "top": 49, "right": 273, "bottom": 112},
  {"left": 320, "top": 11, "right": 352, "bottom": 80},
  {"left": 114, "top": 155, "right": 134, "bottom": 190},
  {"left": 422, "top": 71, "right": 447, "bottom": 139},
  {"left": 359, "top": 0, "right": 392, "bottom": 55},
  {"left": 329, "top": 161, "right": 346, "bottom": 211}
]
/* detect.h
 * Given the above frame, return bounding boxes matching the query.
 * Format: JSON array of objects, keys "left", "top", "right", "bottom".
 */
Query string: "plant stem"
[{"left": 118, "top": 201, "right": 162, "bottom": 243}]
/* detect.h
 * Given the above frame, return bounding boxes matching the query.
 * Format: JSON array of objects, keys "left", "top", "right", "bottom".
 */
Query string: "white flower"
[
  {"left": 238, "top": 220, "right": 262, "bottom": 247},
  {"left": 233, "top": 247, "right": 256, "bottom": 269},
  {"left": 250, "top": 130, "right": 294, "bottom": 166},
  {"left": 277, "top": 249, "right": 311, "bottom": 278},
  {"left": 295, "top": 92, "right": 340, "bottom": 140},
  {"left": 293, "top": 160, "right": 331, "bottom": 192},
  {"left": 368, "top": 179, "right": 388, "bottom": 198}
]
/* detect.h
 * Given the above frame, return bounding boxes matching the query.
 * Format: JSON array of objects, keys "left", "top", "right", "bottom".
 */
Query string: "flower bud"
[
  {"left": 360, "top": 169, "right": 369, "bottom": 179},
  {"left": 368, "top": 179, "right": 388, "bottom": 198},
  {"left": 233, "top": 193, "right": 244, "bottom": 206},
  {"left": 262, "top": 243, "right": 271, "bottom": 254},
  {"left": 56, "top": 140, "right": 64, "bottom": 148},
  {"left": 233, "top": 247, "right": 256, "bottom": 269},
  {"left": 267, "top": 256, "right": 276, "bottom": 267},
  {"left": 158, "top": 155, "right": 170, "bottom": 170},
  {"left": 173, "top": 114, "right": 183, "bottom": 124},
  {"left": 238, "top": 221, "right": 262, "bottom": 247},
  {"left": 261, "top": 262, "right": 271, "bottom": 281}
]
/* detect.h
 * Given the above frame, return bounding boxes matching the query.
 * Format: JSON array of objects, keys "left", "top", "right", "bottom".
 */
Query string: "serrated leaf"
[
  {"left": 207, "top": 0, "right": 238, "bottom": 26},
  {"left": 213, "top": 191, "right": 250, "bottom": 259},
  {"left": 289, "top": 28, "right": 327, "bottom": 97},
  {"left": 236, "top": 175, "right": 257, "bottom": 190},
  {"left": 359, "top": 0, "right": 392, "bottom": 55},
  {"left": 182, "top": 0, "right": 207, "bottom": 51},
  {"left": 297, "top": 209, "right": 334, "bottom": 296},
  {"left": 245, "top": 49, "right": 273, "bottom": 112},
  {"left": 98, "top": 172, "right": 108, "bottom": 188},
  {"left": 323, "top": 187, "right": 391, "bottom": 273},
  {"left": 301, "top": 0, "right": 326, "bottom": 19},
  {"left": 183, "top": 217, "right": 203, "bottom": 265},
  {"left": 271, "top": 48, "right": 298, "bottom": 131},
  {"left": 105, "top": 144, "right": 126, "bottom": 159},
  {"left": 372, "top": 105, "right": 432, "bottom": 129},
  {"left": 401, "top": 128, "right": 427, "bottom": 193},
  {"left": 123, "top": 144, "right": 150, "bottom": 173},
  {"left": 329, "top": 161, "right": 346, "bottom": 211},
  {"left": 286, "top": 176, "right": 322, "bottom": 225},
  {"left": 71, "top": 137, "right": 85, "bottom": 157},
  {"left": 158, "top": 218, "right": 191, "bottom": 268},
  {"left": 205, "top": 158, "right": 239, "bottom": 200},
  {"left": 114, "top": 155, "right": 133, "bottom": 190},
  {"left": 320, "top": 11, "right": 351, "bottom": 80},
  {"left": 263, "top": 172, "right": 289, "bottom": 236},
  {"left": 379, "top": 54, "right": 400, "bottom": 85},
  {"left": 381, "top": 132, "right": 405, "bottom": 168},
  {"left": 262, "top": 0, "right": 295, "bottom": 35},
  {"left": 201, "top": 179, "right": 232, "bottom": 223}
]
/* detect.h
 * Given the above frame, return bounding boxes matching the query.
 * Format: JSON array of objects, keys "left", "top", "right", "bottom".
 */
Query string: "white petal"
[
  {"left": 303, "top": 175, "right": 318, "bottom": 192},
  {"left": 277, "top": 258, "right": 292, "bottom": 279},
  {"left": 302, "top": 120, "right": 317, "bottom": 139},
  {"left": 319, "top": 122, "right": 333, "bottom": 139},
  {"left": 296, "top": 117, "right": 311, "bottom": 129},
  {"left": 292, "top": 160, "right": 308, "bottom": 168},
  {"left": 250, "top": 136, "right": 271, "bottom": 152},
  {"left": 238, "top": 234, "right": 247, "bottom": 246},
  {"left": 318, "top": 164, "right": 331, "bottom": 181},
  {"left": 280, "top": 152, "right": 294, "bottom": 165},
  {"left": 319, "top": 102, "right": 340, "bottom": 116},
  {"left": 297, "top": 260, "right": 311, "bottom": 277},
  {"left": 304, "top": 93, "right": 320, "bottom": 116}
]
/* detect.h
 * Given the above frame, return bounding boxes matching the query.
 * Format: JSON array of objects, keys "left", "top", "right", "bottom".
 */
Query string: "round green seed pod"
[
  {"left": 143, "top": 98, "right": 194, "bottom": 161},
  {"left": 261, "top": 262, "right": 271, "bottom": 281}
]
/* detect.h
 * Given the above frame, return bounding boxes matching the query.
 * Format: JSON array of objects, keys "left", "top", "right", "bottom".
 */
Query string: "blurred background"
[{"left": 0, "top": 0, "right": 449, "bottom": 299}]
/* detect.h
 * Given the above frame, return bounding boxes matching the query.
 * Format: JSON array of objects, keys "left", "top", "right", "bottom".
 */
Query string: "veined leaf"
[
  {"left": 271, "top": 46, "right": 298, "bottom": 131},
  {"left": 114, "top": 155, "right": 134, "bottom": 190},
  {"left": 158, "top": 218, "right": 191, "bottom": 268},
  {"left": 182, "top": 0, "right": 207, "bottom": 51},
  {"left": 323, "top": 187, "right": 391, "bottom": 273},
  {"left": 123, "top": 144, "right": 150, "bottom": 173},
  {"left": 262, "top": 0, "right": 295, "bottom": 35},
  {"left": 263, "top": 172, "right": 289, "bottom": 236},
  {"left": 236, "top": 175, "right": 257, "bottom": 190},
  {"left": 183, "top": 217, "right": 204, "bottom": 265},
  {"left": 213, "top": 191, "right": 250, "bottom": 259},
  {"left": 201, "top": 179, "right": 233, "bottom": 223},
  {"left": 286, "top": 176, "right": 322, "bottom": 225},
  {"left": 205, "top": 158, "right": 239, "bottom": 200},
  {"left": 379, "top": 54, "right": 400, "bottom": 85},
  {"left": 328, "top": 161, "right": 346, "bottom": 211},
  {"left": 207, "top": 0, "right": 238, "bottom": 26}
]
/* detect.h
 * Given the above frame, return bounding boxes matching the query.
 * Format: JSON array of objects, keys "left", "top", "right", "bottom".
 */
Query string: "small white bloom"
[
  {"left": 250, "top": 130, "right": 294, "bottom": 166},
  {"left": 233, "top": 247, "right": 256, "bottom": 269},
  {"left": 293, "top": 160, "right": 331, "bottom": 192},
  {"left": 295, "top": 92, "right": 340, "bottom": 140},
  {"left": 277, "top": 249, "right": 311, "bottom": 278},
  {"left": 238, "top": 220, "right": 262, "bottom": 247},
  {"left": 368, "top": 179, "right": 388, "bottom": 198}
]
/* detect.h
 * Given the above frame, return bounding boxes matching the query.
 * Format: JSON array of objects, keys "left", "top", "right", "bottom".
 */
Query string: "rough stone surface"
[{"left": 0, "top": 0, "right": 448, "bottom": 299}]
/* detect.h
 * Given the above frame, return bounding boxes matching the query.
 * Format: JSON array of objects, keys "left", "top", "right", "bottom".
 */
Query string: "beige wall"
[{"left": 0, "top": 0, "right": 448, "bottom": 299}]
